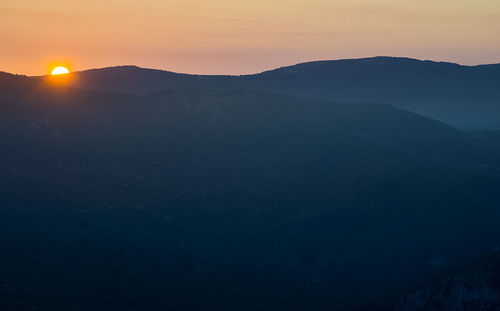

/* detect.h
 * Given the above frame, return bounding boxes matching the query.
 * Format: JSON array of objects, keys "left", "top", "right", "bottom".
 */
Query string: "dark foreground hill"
[
  {"left": 2, "top": 74, "right": 500, "bottom": 310},
  {"left": 397, "top": 251, "right": 500, "bottom": 311},
  {"left": 54, "top": 57, "right": 500, "bottom": 130}
]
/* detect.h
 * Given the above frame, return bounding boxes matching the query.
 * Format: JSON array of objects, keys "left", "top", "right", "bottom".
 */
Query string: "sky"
[{"left": 1, "top": 0, "right": 500, "bottom": 75}]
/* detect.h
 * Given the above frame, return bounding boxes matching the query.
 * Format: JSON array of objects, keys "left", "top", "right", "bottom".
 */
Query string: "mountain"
[
  {"left": 3, "top": 75, "right": 500, "bottom": 310},
  {"left": 52, "top": 57, "right": 500, "bottom": 130}
]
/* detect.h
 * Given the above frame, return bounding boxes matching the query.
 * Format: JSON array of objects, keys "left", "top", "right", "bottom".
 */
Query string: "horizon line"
[{"left": 3, "top": 55, "right": 500, "bottom": 78}]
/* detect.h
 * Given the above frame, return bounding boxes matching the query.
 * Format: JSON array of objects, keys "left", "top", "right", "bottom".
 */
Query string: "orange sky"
[{"left": 1, "top": 0, "right": 500, "bottom": 76}]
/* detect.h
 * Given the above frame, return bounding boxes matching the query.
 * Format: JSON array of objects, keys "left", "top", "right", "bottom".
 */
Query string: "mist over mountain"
[
  {"left": 56, "top": 57, "right": 500, "bottom": 130},
  {"left": 3, "top": 73, "right": 500, "bottom": 310}
]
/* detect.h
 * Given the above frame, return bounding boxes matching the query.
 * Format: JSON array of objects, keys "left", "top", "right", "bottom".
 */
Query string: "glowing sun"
[{"left": 51, "top": 66, "right": 70, "bottom": 75}]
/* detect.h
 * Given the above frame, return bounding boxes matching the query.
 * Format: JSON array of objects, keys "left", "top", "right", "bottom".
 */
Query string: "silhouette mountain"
[
  {"left": 53, "top": 57, "right": 500, "bottom": 130},
  {"left": 3, "top": 75, "right": 500, "bottom": 310}
]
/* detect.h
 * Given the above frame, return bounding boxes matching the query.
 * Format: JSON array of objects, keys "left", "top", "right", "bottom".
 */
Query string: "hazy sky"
[{"left": 2, "top": 0, "right": 500, "bottom": 75}]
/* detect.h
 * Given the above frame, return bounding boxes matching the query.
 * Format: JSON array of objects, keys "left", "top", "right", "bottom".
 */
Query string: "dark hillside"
[{"left": 2, "top": 78, "right": 500, "bottom": 310}]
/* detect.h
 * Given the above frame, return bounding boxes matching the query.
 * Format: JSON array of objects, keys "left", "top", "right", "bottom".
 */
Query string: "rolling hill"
[
  {"left": 48, "top": 57, "right": 500, "bottom": 130},
  {"left": 2, "top": 74, "right": 500, "bottom": 310}
]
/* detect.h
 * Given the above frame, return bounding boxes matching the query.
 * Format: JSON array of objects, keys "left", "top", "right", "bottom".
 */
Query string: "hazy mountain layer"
[
  {"left": 46, "top": 57, "right": 500, "bottom": 130},
  {"left": 2, "top": 75, "right": 500, "bottom": 310}
]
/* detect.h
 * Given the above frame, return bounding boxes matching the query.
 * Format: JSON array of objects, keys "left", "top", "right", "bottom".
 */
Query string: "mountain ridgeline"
[
  {"left": 1, "top": 58, "right": 500, "bottom": 310},
  {"left": 56, "top": 57, "right": 500, "bottom": 130}
]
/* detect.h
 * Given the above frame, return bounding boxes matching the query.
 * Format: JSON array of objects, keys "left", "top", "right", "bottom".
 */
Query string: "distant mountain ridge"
[{"left": 33, "top": 56, "right": 500, "bottom": 130}]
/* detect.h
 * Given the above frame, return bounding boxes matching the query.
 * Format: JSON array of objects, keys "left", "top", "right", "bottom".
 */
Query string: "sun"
[{"left": 51, "top": 66, "right": 70, "bottom": 75}]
